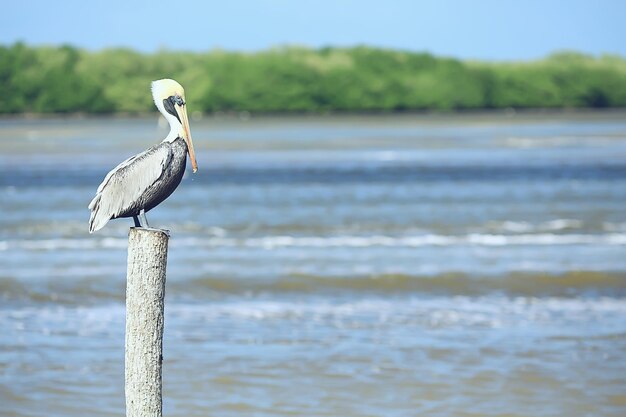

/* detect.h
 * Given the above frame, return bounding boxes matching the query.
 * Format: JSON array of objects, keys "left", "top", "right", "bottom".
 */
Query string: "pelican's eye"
[{"left": 163, "top": 95, "right": 183, "bottom": 123}]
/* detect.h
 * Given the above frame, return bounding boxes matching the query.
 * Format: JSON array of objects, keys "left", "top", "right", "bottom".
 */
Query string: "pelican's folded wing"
[{"left": 88, "top": 143, "right": 173, "bottom": 233}]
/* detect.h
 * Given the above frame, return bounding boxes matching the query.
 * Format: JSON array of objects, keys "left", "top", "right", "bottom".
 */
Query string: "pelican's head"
[{"left": 151, "top": 79, "right": 197, "bottom": 173}]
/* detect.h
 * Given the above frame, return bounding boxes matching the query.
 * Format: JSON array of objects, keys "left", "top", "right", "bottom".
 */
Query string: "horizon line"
[{"left": 4, "top": 41, "right": 625, "bottom": 63}]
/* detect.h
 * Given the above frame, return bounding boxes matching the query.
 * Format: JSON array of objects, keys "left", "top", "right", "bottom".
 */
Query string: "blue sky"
[{"left": 1, "top": 0, "right": 624, "bottom": 60}]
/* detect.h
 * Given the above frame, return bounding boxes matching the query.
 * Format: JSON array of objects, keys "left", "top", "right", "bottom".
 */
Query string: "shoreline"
[{"left": 2, "top": 107, "right": 626, "bottom": 122}]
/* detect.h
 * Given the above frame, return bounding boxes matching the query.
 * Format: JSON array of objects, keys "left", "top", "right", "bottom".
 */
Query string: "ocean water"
[{"left": 1, "top": 112, "right": 626, "bottom": 416}]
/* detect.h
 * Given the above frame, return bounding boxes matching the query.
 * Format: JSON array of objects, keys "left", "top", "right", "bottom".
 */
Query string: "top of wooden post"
[{"left": 129, "top": 227, "right": 170, "bottom": 238}]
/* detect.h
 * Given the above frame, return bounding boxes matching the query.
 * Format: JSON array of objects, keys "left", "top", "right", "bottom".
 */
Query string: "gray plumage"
[{"left": 88, "top": 137, "right": 188, "bottom": 233}]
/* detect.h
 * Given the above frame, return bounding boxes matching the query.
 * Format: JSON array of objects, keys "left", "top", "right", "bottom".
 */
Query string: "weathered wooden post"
[{"left": 125, "top": 227, "right": 169, "bottom": 417}]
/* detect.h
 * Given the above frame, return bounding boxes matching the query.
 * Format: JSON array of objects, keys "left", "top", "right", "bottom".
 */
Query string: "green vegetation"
[{"left": 1, "top": 43, "right": 625, "bottom": 114}]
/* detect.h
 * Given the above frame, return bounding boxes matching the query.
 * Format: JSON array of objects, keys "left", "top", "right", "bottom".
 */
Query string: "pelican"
[{"left": 88, "top": 79, "right": 197, "bottom": 233}]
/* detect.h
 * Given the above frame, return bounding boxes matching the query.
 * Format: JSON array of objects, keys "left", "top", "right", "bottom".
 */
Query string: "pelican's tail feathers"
[{"left": 88, "top": 194, "right": 110, "bottom": 233}]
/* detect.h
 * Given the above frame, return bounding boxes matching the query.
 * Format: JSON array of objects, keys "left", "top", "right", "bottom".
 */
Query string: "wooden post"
[{"left": 125, "top": 227, "right": 169, "bottom": 417}]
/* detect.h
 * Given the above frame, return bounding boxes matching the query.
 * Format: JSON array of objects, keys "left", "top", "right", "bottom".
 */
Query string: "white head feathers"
[
  {"left": 151, "top": 79, "right": 185, "bottom": 111},
  {"left": 151, "top": 79, "right": 186, "bottom": 142}
]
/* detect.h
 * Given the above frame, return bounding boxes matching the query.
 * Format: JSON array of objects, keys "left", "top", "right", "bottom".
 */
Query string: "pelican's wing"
[{"left": 88, "top": 143, "right": 173, "bottom": 233}]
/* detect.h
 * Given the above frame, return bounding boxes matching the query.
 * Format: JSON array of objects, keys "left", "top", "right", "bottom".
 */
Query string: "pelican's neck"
[{"left": 160, "top": 109, "right": 183, "bottom": 143}]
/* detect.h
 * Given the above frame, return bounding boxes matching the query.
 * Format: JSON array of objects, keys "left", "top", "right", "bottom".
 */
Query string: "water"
[{"left": 1, "top": 112, "right": 626, "bottom": 416}]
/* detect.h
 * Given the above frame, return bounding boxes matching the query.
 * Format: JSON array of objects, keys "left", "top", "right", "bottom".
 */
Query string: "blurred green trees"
[
  {"left": 0, "top": 43, "right": 114, "bottom": 113},
  {"left": 1, "top": 43, "right": 625, "bottom": 114}
]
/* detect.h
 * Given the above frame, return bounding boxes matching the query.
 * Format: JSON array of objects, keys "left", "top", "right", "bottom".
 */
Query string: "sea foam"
[{"left": 2, "top": 232, "right": 626, "bottom": 251}]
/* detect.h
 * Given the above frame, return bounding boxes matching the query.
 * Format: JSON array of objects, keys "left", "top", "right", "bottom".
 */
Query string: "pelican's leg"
[
  {"left": 139, "top": 209, "right": 150, "bottom": 228},
  {"left": 132, "top": 216, "right": 141, "bottom": 227}
]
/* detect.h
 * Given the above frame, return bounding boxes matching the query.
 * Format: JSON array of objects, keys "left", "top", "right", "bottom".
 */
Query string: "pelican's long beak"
[{"left": 175, "top": 103, "right": 198, "bottom": 173}]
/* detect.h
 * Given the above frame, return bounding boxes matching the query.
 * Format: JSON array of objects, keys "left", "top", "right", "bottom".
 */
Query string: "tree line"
[{"left": 1, "top": 43, "right": 625, "bottom": 114}]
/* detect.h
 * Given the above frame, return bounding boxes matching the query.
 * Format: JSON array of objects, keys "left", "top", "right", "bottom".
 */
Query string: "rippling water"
[{"left": 1, "top": 112, "right": 626, "bottom": 416}]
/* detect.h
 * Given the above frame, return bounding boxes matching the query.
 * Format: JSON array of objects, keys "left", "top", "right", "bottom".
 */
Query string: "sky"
[{"left": 1, "top": 0, "right": 624, "bottom": 60}]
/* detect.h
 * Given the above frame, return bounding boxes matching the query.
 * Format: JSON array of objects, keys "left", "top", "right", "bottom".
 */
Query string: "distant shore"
[
  {"left": 2, "top": 43, "right": 626, "bottom": 114},
  {"left": 2, "top": 107, "right": 626, "bottom": 122}
]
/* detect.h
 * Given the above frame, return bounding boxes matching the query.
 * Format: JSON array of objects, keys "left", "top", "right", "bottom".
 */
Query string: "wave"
[
  {"left": 183, "top": 271, "right": 626, "bottom": 296},
  {"left": 503, "top": 136, "right": 618, "bottom": 148},
  {"left": 208, "top": 233, "right": 626, "bottom": 248},
  {"left": 2, "top": 232, "right": 626, "bottom": 251},
  {"left": 165, "top": 297, "right": 626, "bottom": 327},
  {"left": 5, "top": 218, "right": 626, "bottom": 246},
  {"left": 604, "top": 222, "right": 626, "bottom": 232},
  {"left": 487, "top": 219, "right": 583, "bottom": 233},
  {"left": 9, "top": 218, "right": 626, "bottom": 241},
  {"left": 2, "top": 295, "right": 626, "bottom": 332},
  {"left": 490, "top": 220, "right": 626, "bottom": 234},
  {"left": 3, "top": 162, "right": 626, "bottom": 187},
  {"left": 2, "top": 272, "right": 625, "bottom": 304}
]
